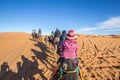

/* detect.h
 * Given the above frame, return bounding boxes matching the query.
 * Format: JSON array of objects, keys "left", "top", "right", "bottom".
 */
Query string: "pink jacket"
[{"left": 60, "top": 39, "right": 78, "bottom": 59}]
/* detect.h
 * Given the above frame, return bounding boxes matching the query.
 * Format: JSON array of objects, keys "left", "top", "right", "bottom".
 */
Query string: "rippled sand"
[{"left": 0, "top": 32, "right": 120, "bottom": 80}]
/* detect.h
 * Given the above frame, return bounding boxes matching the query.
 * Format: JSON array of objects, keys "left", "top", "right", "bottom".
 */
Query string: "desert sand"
[{"left": 0, "top": 32, "right": 120, "bottom": 80}]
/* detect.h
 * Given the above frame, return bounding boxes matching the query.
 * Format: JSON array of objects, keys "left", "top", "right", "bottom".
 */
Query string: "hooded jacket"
[{"left": 60, "top": 39, "right": 78, "bottom": 59}]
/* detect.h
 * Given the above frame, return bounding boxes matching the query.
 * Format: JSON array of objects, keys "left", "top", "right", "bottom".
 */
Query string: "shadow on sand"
[
  {"left": 31, "top": 42, "right": 56, "bottom": 70},
  {"left": 0, "top": 55, "right": 47, "bottom": 80}
]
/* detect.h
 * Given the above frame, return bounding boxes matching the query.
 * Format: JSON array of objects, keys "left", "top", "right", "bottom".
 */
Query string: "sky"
[{"left": 0, "top": 0, "right": 120, "bottom": 35}]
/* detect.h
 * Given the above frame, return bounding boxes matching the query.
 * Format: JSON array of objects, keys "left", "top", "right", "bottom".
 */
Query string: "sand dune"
[{"left": 0, "top": 32, "right": 120, "bottom": 80}]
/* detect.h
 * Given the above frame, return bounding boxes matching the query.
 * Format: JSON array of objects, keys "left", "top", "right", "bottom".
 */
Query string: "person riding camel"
[
  {"left": 57, "top": 29, "right": 78, "bottom": 63},
  {"left": 38, "top": 28, "right": 42, "bottom": 36},
  {"left": 52, "top": 30, "right": 78, "bottom": 77},
  {"left": 54, "top": 28, "right": 61, "bottom": 42},
  {"left": 58, "top": 30, "right": 67, "bottom": 47},
  {"left": 51, "top": 31, "right": 54, "bottom": 38},
  {"left": 38, "top": 28, "right": 42, "bottom": 41},
  {"left": 32, "top": 29, "right": 36, "bottom": 39},
  {"left": 53, "top": 28, "right": 61, "bottom": 52},
  {"left": 57, "top": 30, "right": 67, "bottom": 54},
  {"left": 54, "top": 28, "right": 61, "bottom": 37},
  {"left": 32, "top": 29, "right": 36, "bottom": 34},
  {"left": 38, "top": 28, "right": 41, "bottom": 34},
  {"left": 49, "top": 31, "right": 54, "bottom": 42}
]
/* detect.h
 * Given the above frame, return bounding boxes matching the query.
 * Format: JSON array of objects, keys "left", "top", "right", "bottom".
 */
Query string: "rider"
[
  {"left": 57, "top": 29, "right": 78, "bottom": 63},
  {"left": 38, "top": 28, "right": 42, "bottom": 40},
  {"left": 49, "top": 31, "right": 54, "bottom": 41},
  {"left": 54, "top": 28, "right": 61, "bottom": 38},
  {"left": 32, "top": 29, "right": 36, "bottom": 34},
  {"left": 54, "top": 28, "right": 61, "bottom": 52},
  {"left": 57, "top": 30, "right": 67, "bottom": 54},
  {"left": 58, "top": 30, "right": 67, "bottom": 47},
  {"left": 38, "top": 28, "right": 42, "bottom": 36},
  {"left": 38, "top": 28, "right": 41, "bottom": 34},
  {"left": 51, "top": 31, "right": 54, "bottom": 38}
]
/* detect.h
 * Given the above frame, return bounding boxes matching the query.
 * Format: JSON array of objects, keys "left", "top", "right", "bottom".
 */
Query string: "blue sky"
[{"left": 0, "top": 0, "right": 120, "bottom": 35}]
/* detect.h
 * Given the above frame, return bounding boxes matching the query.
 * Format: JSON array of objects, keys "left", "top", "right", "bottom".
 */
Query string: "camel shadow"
[
  {"left": 31, "top": 49, "right": 55, "bottom": 70},
  {"left": 0, "top": 55, "right": 47, "bottom": 80},
  {"left": 31, "top": 42, "right": 56, "bottom": 70}
]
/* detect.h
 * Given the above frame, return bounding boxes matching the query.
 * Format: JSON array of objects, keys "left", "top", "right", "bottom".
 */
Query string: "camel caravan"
[
  {"left": 31, "top": 28, "right": 83, "bottom": 80},
  {"left": 31, "top": 29, "right": 42, "bottom": 42}
]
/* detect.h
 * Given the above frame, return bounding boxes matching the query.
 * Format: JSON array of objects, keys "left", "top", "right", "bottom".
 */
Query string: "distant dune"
[{"left": 0, "top": 32, "right": 120, "bottom": 80}]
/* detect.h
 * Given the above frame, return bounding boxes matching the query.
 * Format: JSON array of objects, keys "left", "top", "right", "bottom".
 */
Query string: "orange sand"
[{"left": 0, "top": 32, "right": 120, "bottom": 80}]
